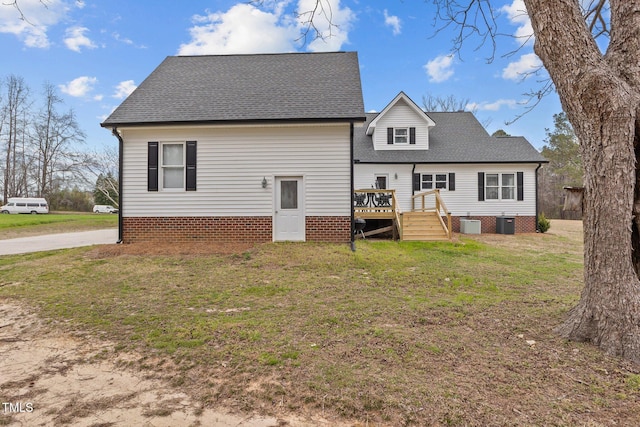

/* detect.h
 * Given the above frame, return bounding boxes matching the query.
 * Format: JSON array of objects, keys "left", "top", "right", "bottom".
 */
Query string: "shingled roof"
[
  {"left": 101, "top": 51, "right": 365, "bottom": 127},
  {"left": 354, "top": 112, "right": 547, "bottom": 164}
]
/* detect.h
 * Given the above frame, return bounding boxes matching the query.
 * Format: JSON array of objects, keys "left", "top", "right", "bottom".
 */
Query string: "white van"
[
  {"left": 93, "top": 205, "right": 118, "bottom": 214},
  {"left": 0, "top": 198, "right": 49, "bottom": 214}
]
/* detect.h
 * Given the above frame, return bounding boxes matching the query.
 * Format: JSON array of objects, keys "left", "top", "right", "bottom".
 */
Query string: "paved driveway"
[{"left": 0, "top": 229, "right": 118, "bottom": 255}]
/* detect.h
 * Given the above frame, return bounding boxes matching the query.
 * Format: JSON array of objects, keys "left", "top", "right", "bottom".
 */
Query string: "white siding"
[
  {"left": 120, "top": 124, "right": 351, "bottom": 217},
  {"left": 372, "top": 99, "right": 431, "bottom": 150},
  {"left": 354, "top": 164, "right": 414, "bottom": 212},
  {"left": 355, "top": 163, "right": 539, "bottom": 216}
]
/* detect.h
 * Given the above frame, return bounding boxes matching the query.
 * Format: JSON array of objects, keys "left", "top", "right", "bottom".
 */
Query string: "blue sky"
[{"left": 1, "top": 0, "right": 560, "bottom": 152}]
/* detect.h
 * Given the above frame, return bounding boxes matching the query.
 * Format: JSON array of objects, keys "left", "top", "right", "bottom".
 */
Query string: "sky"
[{"left": 0, "top": 0, "right": 562, "bottom": 152}]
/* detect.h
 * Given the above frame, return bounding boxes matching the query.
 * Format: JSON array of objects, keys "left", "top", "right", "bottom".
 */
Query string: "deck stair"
[
  {"left": 354, "top": 189, "right": 452, "bottom": 241},
  {"left": 401, "top": 211, "right": 450, "bottom": 241}
]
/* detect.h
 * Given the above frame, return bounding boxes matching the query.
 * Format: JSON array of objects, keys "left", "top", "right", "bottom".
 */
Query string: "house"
[
  {"left": 101, "top": 52, "right": 366, "bottom": 244},
  {"left": 101, "top": 52, "right": 546, "bottom": 245},
  {"left": 353, "top": 92, "right": 548, "bottom": 240}
]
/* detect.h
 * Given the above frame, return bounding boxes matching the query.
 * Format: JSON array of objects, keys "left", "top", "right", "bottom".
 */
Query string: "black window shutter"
[
  {"left": 148, "top": 142, "right": 158, "bottom": 192},
  {"left": 387, "top": 128, "right": 394, "bottom": 144},
  {"left": 478, "top": 172, "right": 485, "bottom": 201},
  {"left": 449, "top": 173, "right": 455, "bottom": 191},
  {"left": 413, "top": 173, "right": 421, "bottom": 191},
  {"left": 186, "top": 141, "right": 197, "bottom": 191},
  {"left": 409, "top": 127, "right": 416, "bottom": 144},
  {"left": 517, "top": 172, "right": 524, "bottom": 201}
]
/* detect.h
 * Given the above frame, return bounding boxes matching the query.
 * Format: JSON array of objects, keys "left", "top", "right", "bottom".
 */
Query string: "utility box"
[
  {"left": 460, "top": 219, "right": 481, "bottom": 234},
  {"left": 496, "top": 216, "right": 515, "bottom": 234}
]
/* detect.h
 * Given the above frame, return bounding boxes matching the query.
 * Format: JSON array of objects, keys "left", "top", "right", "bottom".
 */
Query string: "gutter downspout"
[
  {"left": 112, "top": 127, "right": 124, "bottom": 244},
  {"left": 350, "top": 121, "right": 356, "bottom": 252},
  {"left": 535, "top": 163, "right": 542, "bottom": 232},
  {"left": 411, "top": 164, "right": 416, "bottom": 196}
]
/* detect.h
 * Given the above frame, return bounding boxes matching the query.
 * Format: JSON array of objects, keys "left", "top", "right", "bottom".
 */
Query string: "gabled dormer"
[{"left": 367, "top": 92, "right": 436, "bottom": 151}]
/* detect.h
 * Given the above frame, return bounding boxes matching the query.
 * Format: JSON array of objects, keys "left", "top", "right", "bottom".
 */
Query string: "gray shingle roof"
[
  {"left": 101, "top": 52, "right": 365, "bottom": 127},
  {"left": 355, "top": 111, "right": 547, "bottom": 164}
]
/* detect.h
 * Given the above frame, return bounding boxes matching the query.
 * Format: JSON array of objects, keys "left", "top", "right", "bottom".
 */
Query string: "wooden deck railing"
[
  {"left": 410, "top": 189, "right": 452, "bottom": 239},
  {"left": 354, "top": 189, "right": 397, "bottom": 219},
  {"left": 354, "top": 189, "right": 403, "bottom": 238}
]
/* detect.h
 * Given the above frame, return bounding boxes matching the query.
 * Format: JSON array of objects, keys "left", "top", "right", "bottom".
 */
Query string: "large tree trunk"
[{"left": 525, "top": 0, "right": 640, "bottom": 362}]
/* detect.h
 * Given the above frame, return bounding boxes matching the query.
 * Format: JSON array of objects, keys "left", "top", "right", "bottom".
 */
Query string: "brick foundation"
[
  {"left": 122, "top": 216, "right": 352, "bottom": 243},
  {"left": 306, "top": 216, "right": 351, "bottom": 243},
  {"left": 443, "top": 216, "right": 536, "bottom": 234},
  {"left": 449, "top": 215, "right": 537, "bottom": 234}
]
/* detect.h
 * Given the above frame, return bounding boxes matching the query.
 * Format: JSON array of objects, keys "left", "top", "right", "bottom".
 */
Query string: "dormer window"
[
  {"left": 387, "top": 127, "right": 416, "bottom": 145},
  {"left": 395, "top": 128, "right": 408, "bottom": 144}
]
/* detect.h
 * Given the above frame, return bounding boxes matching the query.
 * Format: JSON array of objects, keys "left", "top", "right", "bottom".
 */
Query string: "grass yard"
[
  {"left": 1, "top": 220, "right": 639, "bottom": 425},
  {"left": 0, "top": 212, "right": 117, "bottom": 239}
]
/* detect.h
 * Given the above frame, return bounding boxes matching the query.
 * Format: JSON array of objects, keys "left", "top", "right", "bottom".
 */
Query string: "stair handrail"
[
  {"left": 411, "top": 189, "right": 452, "bottom": 239},
  {"left": 392, "top": 190, "right": 402, "bottom": 240}
]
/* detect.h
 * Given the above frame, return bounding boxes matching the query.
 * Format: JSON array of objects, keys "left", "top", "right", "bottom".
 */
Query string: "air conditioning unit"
[{"left": 460, "top": 219, "right": 481, "bottom": 234}]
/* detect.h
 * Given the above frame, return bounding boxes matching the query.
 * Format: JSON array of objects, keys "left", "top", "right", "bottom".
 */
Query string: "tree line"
[{"left": 0, "top": 74, "right": 118, "bottom": 210}]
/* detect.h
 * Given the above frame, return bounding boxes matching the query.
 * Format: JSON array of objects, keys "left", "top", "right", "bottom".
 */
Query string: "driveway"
[{"left": 0, "top": 229, "right": 118, "bottom": 255}]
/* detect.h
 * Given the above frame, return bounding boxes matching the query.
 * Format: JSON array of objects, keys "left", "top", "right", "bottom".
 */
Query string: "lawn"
[
  {"left": 0, "top": 220, "right": 639, "bottom": 425},
  {"left": 0, "top": 212, "right": 117, "bottom": 239}
]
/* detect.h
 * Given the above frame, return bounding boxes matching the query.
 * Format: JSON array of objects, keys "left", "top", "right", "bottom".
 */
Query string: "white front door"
[{"left": 274, "top": 176, "right": 305, "bottom": 241}]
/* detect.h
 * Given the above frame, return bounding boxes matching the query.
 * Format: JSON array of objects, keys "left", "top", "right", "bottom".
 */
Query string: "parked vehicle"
[
  {"left": 0, "top": 198, "right": 49, "bottom": 214},
  {"left": 93, "top": 205, "right": 118, "bottom": 214}
]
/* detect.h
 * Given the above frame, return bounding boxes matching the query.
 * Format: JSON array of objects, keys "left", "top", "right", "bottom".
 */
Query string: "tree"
[
  {"left": 93, "top": 174, "right": 119, "bottom": 207},
  {"left": 32, "top": 83, "right": 85, "bottom": 198},
  {"left": 539, "top": 112, "right": 582, "bottom": 218},
  {"left": 422, "top": 93, "right": 470, "bottom": 112},
  {"left": 491, "top": 129, "right": 510, "bottom": 137},
  {"left": 1, "top": 75, "right": 31, "bottom": 203},
  {"left": 524, "top": 0, "right": 640, "bottom": 362},
  {"left": 422, "top": 92, "right": 492, "bottom": 127},
  {"left": 433, "top": 0, "right": 640, "bottom": 362},
  {"left": 78, "top": 145, "right": 119, "bottom": 207}
]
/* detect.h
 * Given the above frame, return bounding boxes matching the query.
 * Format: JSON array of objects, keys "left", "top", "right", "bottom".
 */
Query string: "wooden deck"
[{"left": 354, "top": 189, "right": 452, "bottom": 241}]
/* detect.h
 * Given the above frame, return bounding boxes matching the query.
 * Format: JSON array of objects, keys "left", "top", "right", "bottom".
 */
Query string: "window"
[
  {"left": 486, "top": 174, "right": 499, "bottom": 200},
  {"left": 422, "top": 174, "right": 433, "bottom": 190},
  {"left": 387, "top": 127, "right": 416, "bottom": 144},
  {"left": 421, "top": 173, "right": 451, "bottom": 190},
  {"left": 502, "top": 173, "right": 515, "bottom": 200},
  {"left": 375, "top": 175, "right": 388, "bottom": 189},
  {"left": 162, "top": 143, "right": 184, "bottom": 189},
  {"left": 280, "top": 180, "right": 298, "bottom": 209},
  {"left": 394, "top": 128, "right": 408, "bottom": 144},
  {"left": 148, "top": 141, "right": 197, "bottom": 192},
  {"left": 485, "top": 173, "right": 516, "bottom": 200}
]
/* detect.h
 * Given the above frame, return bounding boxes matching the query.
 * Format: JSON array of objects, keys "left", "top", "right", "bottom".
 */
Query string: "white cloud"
[
  {"left": 383, "top": 9, "right": 401, "bottom": 35},
  {"left": 501, "top": 0, "right": 533, "bottom": 44},
  {"left": 424, "top": 54, "right": 454, "bottom": 83},
  {"left": 59, "top": 76, "right": 97, "bottom": 98},
  {"left": 178, "top": 3, "right": 298, "bottom": 55},
  {"left": 113, "top": 80, "right": 136, "bottom": 99},
  {"left": 64, "top": 26, "right": 96, "bottom": 52},
  {"left": 502, "top": 53, "right": 542, "bottom": 80},
  {"left": 299, "top": 0, "right": 354, "bottom": 52},
  {"left": 466, "top": 99, "right": 519, "bottom": 112},
  {"left": 178, "top": 1, "right": 354, "bottom": 55},
  {"left": 0, "top": 0, "right": 69, "bottom": 48}
]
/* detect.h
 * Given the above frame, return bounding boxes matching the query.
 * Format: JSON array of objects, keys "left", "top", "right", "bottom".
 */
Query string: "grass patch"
[
  {"left": 0, "top": 213, "right": 116, "bottom": 239},
  {"left": 1, "top": 220, "right": 639, "bottom": 425}
]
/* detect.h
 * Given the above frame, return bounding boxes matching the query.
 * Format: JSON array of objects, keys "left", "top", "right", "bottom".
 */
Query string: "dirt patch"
[
  {"left": 0, "top": 303, "right": 341, "bottom": 426},
  {"left": 464, "top": 219, "right": 584, "bottom": 256}
]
